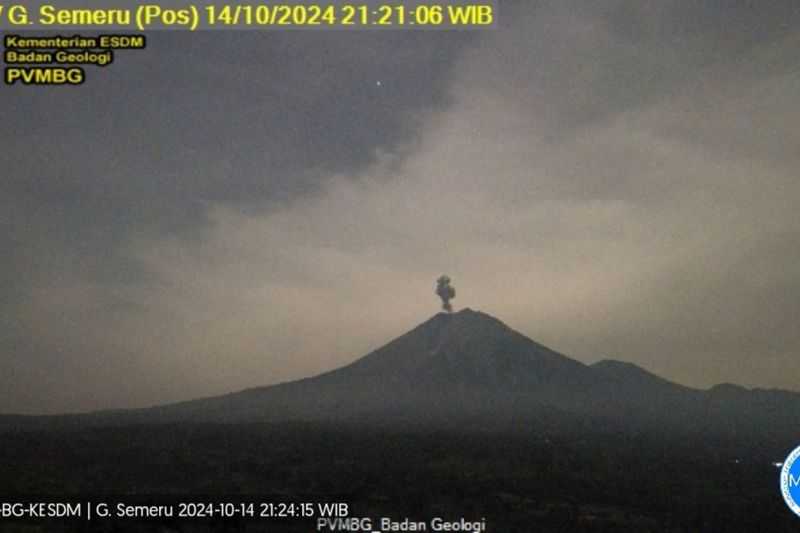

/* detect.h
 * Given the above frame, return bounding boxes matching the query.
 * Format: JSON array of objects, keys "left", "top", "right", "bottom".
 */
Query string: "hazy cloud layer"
[{"left": 2, "top": 1, "right": 799, "bottom": 413}]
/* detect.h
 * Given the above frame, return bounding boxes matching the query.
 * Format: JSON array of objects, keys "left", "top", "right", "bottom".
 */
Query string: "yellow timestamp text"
[{"left": 204, "top": 4, "right": 495, "bottom": 28}]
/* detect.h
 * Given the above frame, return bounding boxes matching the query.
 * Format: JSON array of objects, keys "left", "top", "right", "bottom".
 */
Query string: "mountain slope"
[
  {"left": 320, "top": 309, "right": 596, "bottom": 389},
  {"left": 143, "top": 308, "right": 603, "bottom": 424},
  {"left": 1, "top": 308, "right": 799, "bottom": 437}
]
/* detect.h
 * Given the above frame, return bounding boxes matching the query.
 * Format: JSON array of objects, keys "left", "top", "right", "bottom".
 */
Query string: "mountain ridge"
[{"left": 1, "top": 308, "right": 799, "bottom": 435}]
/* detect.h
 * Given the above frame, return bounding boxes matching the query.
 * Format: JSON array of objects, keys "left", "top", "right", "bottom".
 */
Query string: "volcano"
[
  {"left": 140, "top": 308, "right": 604, "bottom": 425},
  {"left": 3, "top": 308, "right": 800, "bottom": 435}
]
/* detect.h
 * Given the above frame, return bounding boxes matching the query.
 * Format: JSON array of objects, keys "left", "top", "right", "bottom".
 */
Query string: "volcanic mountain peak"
[
  {"left": 320, "top": 308, "right": 595, "bottom": 390},
  {"left": 3, "top": 308, "right": 800, "bottom": 433},
  {"left": 387, "top": 308, "right": 512, "bottom": 344}
]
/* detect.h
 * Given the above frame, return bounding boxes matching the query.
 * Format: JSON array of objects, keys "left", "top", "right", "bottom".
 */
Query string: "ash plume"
[{"left": 436, "top": 275, "right": 456, "bottom": 312}]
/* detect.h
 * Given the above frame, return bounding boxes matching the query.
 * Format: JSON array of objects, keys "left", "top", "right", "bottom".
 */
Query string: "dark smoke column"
[{"left": 436, "top": 275, "right": 456, "bottom": 313}]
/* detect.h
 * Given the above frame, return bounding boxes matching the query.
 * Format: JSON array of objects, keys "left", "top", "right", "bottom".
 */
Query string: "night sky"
[{"left": 2, "top": 1, "right": 799, "bottom": 413}]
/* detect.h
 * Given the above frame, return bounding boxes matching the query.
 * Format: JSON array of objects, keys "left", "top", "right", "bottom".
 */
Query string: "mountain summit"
[
  {"left": 3, "top": 309, "right": 799, "bottom": 434},
  {"left": 130, "top": 309, "right": 706, "bottom": 426},
  {"left": 320, "top": 309, "right": 595, "bottom": 390}
]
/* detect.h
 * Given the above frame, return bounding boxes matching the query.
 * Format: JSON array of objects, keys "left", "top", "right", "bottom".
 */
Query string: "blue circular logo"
[{"left": 781, "top": 445, "right": 800, "bottom": 517}]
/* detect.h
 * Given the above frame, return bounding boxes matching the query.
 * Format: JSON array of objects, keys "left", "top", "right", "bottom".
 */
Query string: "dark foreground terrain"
[
  {"left": 2, "top": 310, "right": 800, "bottom": 532},
  {"left": 0, "top": 420, "right": 797, "bottom": 533}
]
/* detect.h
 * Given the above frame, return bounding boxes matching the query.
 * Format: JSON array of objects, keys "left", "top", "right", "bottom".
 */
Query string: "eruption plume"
[{"left": 436, "top": 275, "right": 456, "bottom": 313}]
